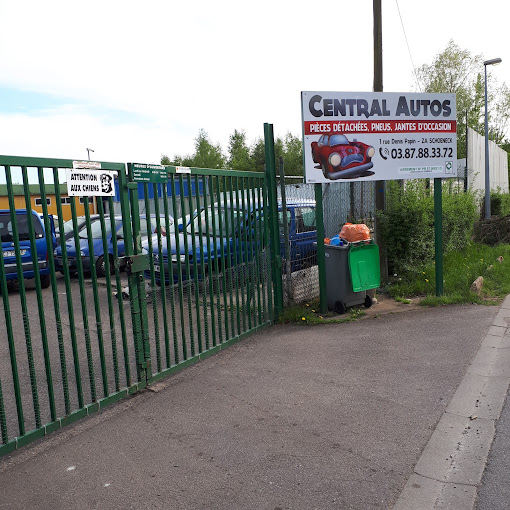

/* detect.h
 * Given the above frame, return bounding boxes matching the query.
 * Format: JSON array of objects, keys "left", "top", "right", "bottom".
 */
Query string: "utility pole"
[{"left": 373, "top": 0, "right": 387, "bottom": 279}]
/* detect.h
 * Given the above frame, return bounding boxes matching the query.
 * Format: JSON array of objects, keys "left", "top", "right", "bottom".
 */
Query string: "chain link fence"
[{"left": 277, "top": 171, "right": 376, "bottom": 306}]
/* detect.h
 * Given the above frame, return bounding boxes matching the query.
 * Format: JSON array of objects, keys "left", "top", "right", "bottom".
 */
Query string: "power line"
[{"left": 395, "top": 0, "right": 422, "bottom": 92}]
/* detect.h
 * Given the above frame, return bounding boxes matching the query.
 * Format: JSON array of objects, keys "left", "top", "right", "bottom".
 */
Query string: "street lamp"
[
  {"left": 86, "top": 148, "right": 94, "bottom": 161},
  {"left": 484, "top": 57, "right": 502, "bottom": 219}
]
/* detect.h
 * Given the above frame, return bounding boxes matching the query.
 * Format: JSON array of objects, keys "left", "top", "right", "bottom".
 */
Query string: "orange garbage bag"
[{"left": 339, "top": 223, "right": 371, "bottom": 243}]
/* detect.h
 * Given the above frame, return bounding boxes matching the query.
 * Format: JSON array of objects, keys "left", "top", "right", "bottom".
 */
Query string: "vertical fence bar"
[
  {"left": 194, "top": 175, "right": 210, "bottom": 351},
  {"left": 224, "top": 176, "right": 235, "bottom": 338},
  {"left": 256, "top": 182, "right": 266, "bottom": 322},
  {"left": 251, "top": 178, "right": 263, "bottom": 326},
  {"left": 143, "top": 183, "right": 162, "bottom": 373},
  {"left": 52, "top": 172, "right": 83, "bottom": 408},
  {"left": 0, "top": 380, "right": 7, "bottom": 443},
  {"left": 237, "top": 177, "right": 247, "bottom": 332},
  {"left": 187, "top": 174, "right": 202, "bottom": 353},
  {"left": 208, "top": 177, "right": 222, "bottom": 345},
  {"left": 108, "top": 196, "right": 131, "bottom": 387},
  {"left": 0, "top": 170, "right": 24, "bottom": 434},
  {"left": 38, "top": 167, "right": 71, "bottom": 416},
  {"left": 216, "top": 176, "right": 229, "bottom": 342},
  {"left": 21, "top": 167, "right": 56, "bottom": 421},
  {"left": 179, "top": 174, "right": 194, "bottom": 358},
  {"left": 171, "top": 175, "right": 187, "bottom": 361},
  {"left": 165, "top": 180, "right": 180, "bottom": 366},
  {"left": 202, "top": 176, "right": 217, "bottom": 349},
  {"left": 159, "top": 183, "right": 173, "bottom": 367},
  {"left": 234, "top": 178, "right": 245, "bottom": 333},
  {"left": 83, "top": 197, "right": 109, "bottom": 397},
  {"left": 97, "top": 198, "right": 120, "bottom": 393},
  {"left": 69, "top": 192, "right": 96, "bottom": 402},
  {"left": 229, "top": 177, "right": 241, "bottom": 335},
  {"left": 5, "top": 166, "right": 41, "bottom": 429},
  {"left": 261, "top": 171, "right": 272, "bottom": 322},
  {"left": 279, "top": 161, "right": 293, "bottom": 306},
  {"left": 240, "top": 178, "right": 252, "bottom": 331},
  {"left": 153, "top": 183, "right": 171, "bottom": 370},
  {"left": 264, "top": 123, "right": 283, "bottom": 320}
]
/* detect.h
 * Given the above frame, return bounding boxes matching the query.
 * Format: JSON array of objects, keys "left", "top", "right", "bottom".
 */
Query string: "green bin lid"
[{"left": 348, "top": 243, "right": 380, "bottom": 292}]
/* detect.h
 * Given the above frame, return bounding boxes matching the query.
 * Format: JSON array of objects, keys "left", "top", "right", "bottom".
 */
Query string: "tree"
[
  {"left": 191, "top": 129, "right": 225, "bottom": 169},
  {"left": 227, "top": 130, "right": 252, "bottom": 171},
  {"left": 161, "top": 129, "right": 225, "bottom": 169},
  {"left": 250, "top": 138, "right": 266, "bottom": 173},
  {"left": 282, "top": 132, "right": 303, "bottom": 176},
  {"left": 415, "top": 40, "right": 510, "bottom": 157}
]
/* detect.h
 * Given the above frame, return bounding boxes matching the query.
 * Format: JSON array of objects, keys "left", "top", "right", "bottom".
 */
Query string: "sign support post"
[
  {"left": 314, "top": 183, "right": 327, "bottom": 313},
  {"left": 434, "top": 178, "right": 444, "bottom": 296}
]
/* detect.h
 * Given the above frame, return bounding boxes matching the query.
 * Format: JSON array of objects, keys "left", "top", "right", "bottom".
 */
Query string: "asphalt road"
[
  {"left": 0, "top": 263, "right": 270, "bottom": 441},
  {"left": 0, "top": 304, "right": 498, "bottom": 509},
  {"left": 477, "top": 389, "right": 510, "bottom": 509}
]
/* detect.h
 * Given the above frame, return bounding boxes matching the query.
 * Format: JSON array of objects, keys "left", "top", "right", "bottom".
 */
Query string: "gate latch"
[{"left": 122, "top": 254, "right": 149, "bottom": 275}]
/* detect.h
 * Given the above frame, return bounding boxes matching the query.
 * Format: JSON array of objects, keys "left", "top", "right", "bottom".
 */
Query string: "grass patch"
[
  {"left": 279, "top": 300, "right": 366, "bottom": 325},
  {"left": 385, "top": 242, "right": 510, "bottom": 305}
]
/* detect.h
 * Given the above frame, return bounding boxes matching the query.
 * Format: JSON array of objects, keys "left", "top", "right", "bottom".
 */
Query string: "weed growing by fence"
[
  {"left": 378, "top": 180, "right": 478, "bottom": 277},
  {"left": 386, "top": 242, "right": 510, "bottom": 304}
]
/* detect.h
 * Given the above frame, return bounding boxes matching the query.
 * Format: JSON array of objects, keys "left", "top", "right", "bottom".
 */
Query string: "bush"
[
  {"left": 379, "top": 180, "right": 477, "bottom": 277},
  {"left": 482, "top": 190, "right": 510, "bottom": 217}
]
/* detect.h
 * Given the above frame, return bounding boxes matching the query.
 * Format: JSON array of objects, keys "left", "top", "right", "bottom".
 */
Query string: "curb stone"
[{"left": 393, "top": 295, "right": 510, "bottom": 509}]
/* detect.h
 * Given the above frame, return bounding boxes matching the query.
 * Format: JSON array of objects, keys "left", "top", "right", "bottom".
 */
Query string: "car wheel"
[
  {"left": 321, "top": 162, "right": 330, "bottom": 180},
  {"left": 334, "top": 301, "right": 346, "bottom": 314},
  {"left": 96, "top": 255, "right": 113, "bottom": 277},
  {"left": 40, "top": 274, "right": 51, "bottom": 289}
]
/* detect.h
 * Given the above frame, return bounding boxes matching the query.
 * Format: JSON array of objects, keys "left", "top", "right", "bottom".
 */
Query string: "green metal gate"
[
  {"left": 124, "top": 165, "right": 273, "bottom": 385},
  {"left": 0, "top": 156, "right": 273, "bottom": 457}
]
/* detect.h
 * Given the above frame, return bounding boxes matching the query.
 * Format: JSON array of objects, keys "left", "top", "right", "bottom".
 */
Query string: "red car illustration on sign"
[{"left": 311, "top": 134, "right": 375, "bottom": 180}]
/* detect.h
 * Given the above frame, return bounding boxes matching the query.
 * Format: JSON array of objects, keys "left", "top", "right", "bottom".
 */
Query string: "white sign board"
[
  {"left": 301, "top": 91, "right": 457, "bottom": 183},
  {"left": 66, "top": 169, "right": 116, "bottom": 196},
  {"left": 73, "top": 160, "right": 102, "bottom": 170}
]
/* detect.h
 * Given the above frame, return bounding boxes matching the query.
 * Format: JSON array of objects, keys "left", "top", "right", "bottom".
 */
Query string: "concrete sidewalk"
[{"left": 0, "top": 302, "right": 503, "bottom": 509}]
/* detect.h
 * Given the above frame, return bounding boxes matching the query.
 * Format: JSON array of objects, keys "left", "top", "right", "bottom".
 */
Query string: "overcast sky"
[{"left": 0, "top": 0, "right": 507, "bottom": 165}]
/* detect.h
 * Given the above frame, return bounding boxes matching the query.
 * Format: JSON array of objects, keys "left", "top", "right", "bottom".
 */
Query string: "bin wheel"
[
  {"left": 334, "top": 301, "right": 346, "bottom": 314},
  {"left": 364, "top": 295, "right": 373, "bottom": 309}
]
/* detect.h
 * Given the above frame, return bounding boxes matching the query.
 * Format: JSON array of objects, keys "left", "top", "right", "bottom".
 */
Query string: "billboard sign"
[{"left": 301, "top": 91, "right": 457, "bottom": 183}]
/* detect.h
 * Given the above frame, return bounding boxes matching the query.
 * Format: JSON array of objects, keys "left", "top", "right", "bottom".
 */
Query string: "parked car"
[
  {"left": 311, "top": 134, "right": 375, "bottom": 180},
  {"left": 1, "top": 209, "right": 56, "bottom": 288},
  {"left": 54, "top": 214, "right": 173, "bottom": 277},
  {"left": 55, "top": 215, "right": 100, "bottom": 241},
  {"left": 143, "top": 198, "right": 316, "bottom": 284}
]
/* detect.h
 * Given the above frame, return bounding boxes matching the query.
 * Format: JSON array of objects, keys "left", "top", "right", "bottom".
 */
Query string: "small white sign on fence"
[{"left": 66, "top": 169, "right": 116, "bottom": 196}]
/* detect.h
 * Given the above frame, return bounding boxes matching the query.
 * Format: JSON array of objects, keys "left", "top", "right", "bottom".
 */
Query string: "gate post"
[
  {"left": 117, "top": 164, "right": 152, "bottom": 383},
  {"left": 314, "top": 184, "right": 328, "bottom": 314},
  {"left": 264, "top": 123, "right": 284, "bottom": 319}
]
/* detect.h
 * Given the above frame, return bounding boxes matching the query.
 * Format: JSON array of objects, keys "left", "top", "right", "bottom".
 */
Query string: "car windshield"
[
  {"left": 329, "top": 135, "right": 349, "bottom": 146},
  {"left": 62, "top": 218, "right": 80, "bottom": 236},
  {"left": 192, "top": 206, "right": 253, "bottom": 237},
  {"left": 79, "top": 218, "right": 116, "bottom": 239},
  {"left": 0, "top": 212, "right": 44, "bottom": 242}
]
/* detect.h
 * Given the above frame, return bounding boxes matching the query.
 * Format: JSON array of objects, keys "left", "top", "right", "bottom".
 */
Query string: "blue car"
[
  {"left": 54, "top": 214, "right": 173, "bottom": 277},
  {"left": 143, "top": 199, "right": 316, "bottom": 284},
  {"left": 0, "top": 209, "right": 55, "bottom": 288}
]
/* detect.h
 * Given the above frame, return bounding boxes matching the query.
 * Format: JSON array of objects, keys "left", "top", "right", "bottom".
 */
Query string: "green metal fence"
[
  {"left": 126, "top": 165, "right": 274, "bottom": 386},
  {"left": 0, "top": 156, "right": 273, "bottom": 458}
]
